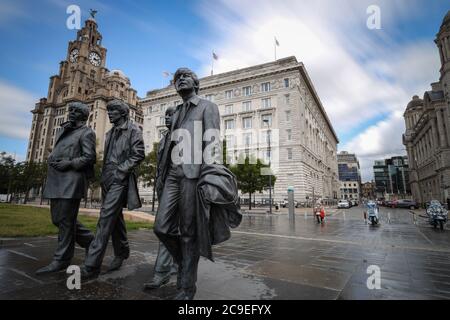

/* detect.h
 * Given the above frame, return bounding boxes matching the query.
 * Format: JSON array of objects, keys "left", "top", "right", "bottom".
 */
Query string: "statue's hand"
[{"left": 52, "top": 160, "right": 72, "bottom": 171}]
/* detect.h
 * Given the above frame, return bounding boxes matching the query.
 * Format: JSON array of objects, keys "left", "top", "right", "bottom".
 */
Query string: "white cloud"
[
  {"left": 0, "top": 80, "right": 36, "bottom": 140},
  {"left": 193, "top": 0, "right": 440, "bottom": 181}
]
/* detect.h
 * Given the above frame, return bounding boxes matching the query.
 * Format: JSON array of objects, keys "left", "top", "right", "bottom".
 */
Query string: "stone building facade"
[
  {"left": 403, "top": 11, "right": 450, "bottom": 204},
  {"left": 27, "top": 18, "right": 143, "bottom": 163},
  {"left": 139, "top": 57, "right": 339, "bottom": 203},
  {"left": 361, "top": 181, "right": 375, "bottom": 200}
]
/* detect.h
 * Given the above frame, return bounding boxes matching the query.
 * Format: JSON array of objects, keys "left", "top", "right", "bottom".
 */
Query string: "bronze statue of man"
[
  {"left": 82, "top": 99, "right": 145, "bottom": 279},
  {"left": 144, "top": 106, "right": 178, "bottom": 290},
  {"left": 36, "top": 101, "right": 96, "bottom": 274},
  {"left": 153, "top": 68, "right": 222, "bottom": 300}
]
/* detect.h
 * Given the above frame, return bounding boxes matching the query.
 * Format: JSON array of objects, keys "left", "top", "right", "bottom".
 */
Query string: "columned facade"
[{"left": 402, "top": 11, "right": 450, "bottom": 204}]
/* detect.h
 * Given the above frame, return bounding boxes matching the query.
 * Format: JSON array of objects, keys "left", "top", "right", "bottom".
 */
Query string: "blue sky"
[{"left": 0, "top": 0, "right": 448, "bottom": 180}]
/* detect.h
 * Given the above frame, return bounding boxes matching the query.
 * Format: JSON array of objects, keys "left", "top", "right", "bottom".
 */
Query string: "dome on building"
[
  {"left": 406, "top": 95, "right": 423, "bottom": 110},
  {"left": 106, "top": 69, "right": 130, "bottom": 81}
]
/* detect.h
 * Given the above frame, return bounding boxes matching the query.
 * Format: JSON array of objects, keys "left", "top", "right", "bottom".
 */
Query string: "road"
[{"left": 1, "top": 205, "right": 450, "bottom": 299}]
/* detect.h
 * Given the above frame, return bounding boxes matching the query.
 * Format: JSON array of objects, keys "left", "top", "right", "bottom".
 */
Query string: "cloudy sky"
[{"left": 0, "top": 0, "right": 448, "bottom": 181}]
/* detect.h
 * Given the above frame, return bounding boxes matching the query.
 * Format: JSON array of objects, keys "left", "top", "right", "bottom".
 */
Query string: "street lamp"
[{"left": 263, "top": 119, "right": 272, "bottom": 214}]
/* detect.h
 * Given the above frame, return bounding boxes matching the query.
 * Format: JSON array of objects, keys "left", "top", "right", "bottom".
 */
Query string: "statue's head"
[
  {"left": 165, "top": 105, "right": 176, "bottom": 129},
  {"left": 107, "top": 99, "right": 129, "bottom": 124},
  {"left": 68, "top": 101, "right": 90, "bottom": 123},
  {"left": 173, "top": 68, "right": 199, "bottom": 95}
]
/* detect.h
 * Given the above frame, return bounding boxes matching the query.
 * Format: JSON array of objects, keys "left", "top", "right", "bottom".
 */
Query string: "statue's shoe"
[
  {"left": 80, "top": 265, "right": 100, "bottom": 280},
  {"left": 106, "top": 256, "right": 126, "bottom": 272},
  {"left": 36, "top": 260, "right": 70, "bottom": 275},
  {"left": 143, "top": 273, "right": 171, "bottom": 290},
  {"left": 174, "top": 286, "right": 196, "bottom": 300}
]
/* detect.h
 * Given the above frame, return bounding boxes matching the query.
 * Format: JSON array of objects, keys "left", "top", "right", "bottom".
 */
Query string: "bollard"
[
  {"left": 287, "top": 186, "right": 295, "bottom": 224},
  {"left": 388, "top": 212, "right": 391, "bottom": 224}
]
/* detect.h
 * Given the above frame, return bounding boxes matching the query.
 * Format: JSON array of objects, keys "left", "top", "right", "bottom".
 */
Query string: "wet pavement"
[{"left": 1, "top": 206, "right": 450, "bottom": 300}]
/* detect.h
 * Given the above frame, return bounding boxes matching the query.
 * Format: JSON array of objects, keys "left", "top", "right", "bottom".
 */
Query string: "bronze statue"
[
  {"left": 154, "top": 68, "right": 242, "bottom": 300},
  {"left": 36, "top": 101, "right": 95, "bottom": 275},
  {"left": 82, "top": 99, "right": 145, "bottom": 279},
  {"left": 144, "top": 106, "right": 178, "bottom": 290}
]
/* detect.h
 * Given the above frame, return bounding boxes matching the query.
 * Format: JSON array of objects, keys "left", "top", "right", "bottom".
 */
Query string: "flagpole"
[
  {"left": 274, "top": 37, "right": 277, "bottom": 61},
  {"left": 211, "top": 57, "right": 214, "bottom": 76}
]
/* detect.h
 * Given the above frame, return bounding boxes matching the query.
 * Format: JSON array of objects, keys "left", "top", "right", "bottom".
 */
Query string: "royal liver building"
[
  {"left": 140, "top": 57, "right": 339, "bottom": 204},
  {"left": 26, "top": 17, "right": 143, "bottom": 164}
]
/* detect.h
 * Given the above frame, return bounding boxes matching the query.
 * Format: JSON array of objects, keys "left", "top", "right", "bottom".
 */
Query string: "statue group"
[{"left": 36, "top": 68, "right": 242, "bottom": 300}]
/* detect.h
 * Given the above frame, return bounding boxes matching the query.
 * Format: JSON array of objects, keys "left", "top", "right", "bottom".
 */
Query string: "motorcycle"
[
  {"left": 426, "top": 200, "right": 448, "bottom": 230},
  {"left": 366, "top": 201, "right": 379, "bottom": 225}
]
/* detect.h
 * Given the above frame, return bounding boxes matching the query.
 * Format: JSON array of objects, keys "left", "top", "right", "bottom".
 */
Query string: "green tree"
[
  {"left": 230, "top": 154, "right": 276, "bottom": 210},
  {"left": 0, "top": 152, "right": 16, "bottom": 196},
  {"left": 86, "top": 159, "right": 103, "bottom": 208},
  {"left": 136, "top": 142, "right": 158, "bottom": 212}
]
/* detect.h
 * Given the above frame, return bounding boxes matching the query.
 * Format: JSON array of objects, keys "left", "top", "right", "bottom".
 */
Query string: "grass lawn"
[{"left": 0, "top": 204, "right": 152, "bottom": 238}]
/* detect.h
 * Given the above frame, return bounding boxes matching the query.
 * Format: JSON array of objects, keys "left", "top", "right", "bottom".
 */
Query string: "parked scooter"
[
  {"left": 426, "top": 200, "right": 448, "bottom": 230},
  {"left": 365, "top": 201, "right": 379, "bottom": 225}
]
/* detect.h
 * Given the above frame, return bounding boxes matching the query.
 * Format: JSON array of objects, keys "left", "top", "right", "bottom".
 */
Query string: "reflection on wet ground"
[{"left": 1, "top": 206, "right": 450, "bottom": 299}]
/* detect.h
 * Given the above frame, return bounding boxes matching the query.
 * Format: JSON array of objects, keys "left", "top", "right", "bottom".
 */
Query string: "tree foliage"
[{"left": 229, "top": 154, "right": 276, "bottom": 210}]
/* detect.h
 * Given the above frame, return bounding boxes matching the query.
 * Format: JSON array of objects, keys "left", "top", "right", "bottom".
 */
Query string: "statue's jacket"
[
  {"left": 196, "top": 164, "right": 242, "bottom": 261},
  {"left": 43, "top": 122, "right": 96, "bottom": 199},
  {"left": 102, "top": 120, "right": 145, "bottom": 210}
]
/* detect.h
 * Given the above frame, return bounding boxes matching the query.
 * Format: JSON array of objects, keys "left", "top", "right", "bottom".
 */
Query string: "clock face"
[
  {"left": 69, "top": 49, "right": 79, "bottom": 63},
  {"left": 88, "top": 52, "right": 101, "bottom": 66}
]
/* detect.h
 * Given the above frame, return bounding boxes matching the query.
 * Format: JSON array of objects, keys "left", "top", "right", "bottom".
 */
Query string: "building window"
[
  {"left": 160, "top": 104, "right": 166, "bottom": 112},
  {"left": 286, "top": 129, "right": 292, "bottom": 140},
  {"left": 285, "top": 94, "right": 290, "bottom": 104},
  {"left": 174, "top": 100, "right": 181, "bottom": 106},
  {"left": 261, "top": 114, "right": 272, "bottom": 126},
  {"left": 287, "top": 148, "right": 293, "bottom": 160},
  {"left": 243, "top": 133, "right": 252, "bottom": 146},
  {"left": 225, "top": 119, "right": 235, "bottom": 130},
  {"left": 225, "top": 135, "right": 235, "bottom": 148},
  {"left": 261, "top": 98, "right": 271, "bottom": 109},
  {"left": 285, "top": 110, "right": 291, "bottom": 121},
  {"left": 205, "top": 94, "right": 214, "bottom": 102},
  {"left": 261, "top": 82, "right": 271, "bottom": 92},
  {"left": 242, "top": 117, "right": 252, "bottom": 129},
  {"left": 160, "top": 116, "right": 165, "bottom": 125},
  {"left": 224, "top": 104, "right": 233, "bottom": 115},
  {"left": 225, "top": 90, "right": 233, "bottom": 99},
  {"left": 242, "top": 101, "right": 252, "bottom": 112},
  {"left": 242, "top": 86, "right": 252, "bottom": 96},
  {"left": 284, "top": 78, "right": 290, "bottom": 88}
]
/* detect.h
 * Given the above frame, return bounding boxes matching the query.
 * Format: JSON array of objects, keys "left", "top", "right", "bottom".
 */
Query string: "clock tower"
[{"left": 27, "top": 16, "right": 143, "bottom": 164}]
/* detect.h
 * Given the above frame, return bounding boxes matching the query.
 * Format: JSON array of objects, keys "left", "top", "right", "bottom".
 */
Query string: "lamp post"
[{"left": 263, "top": 119, "right": 272, "bottom": 214}]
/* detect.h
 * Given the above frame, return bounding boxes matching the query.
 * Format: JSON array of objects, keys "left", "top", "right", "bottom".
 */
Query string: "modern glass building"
[{"left": 373, "top": 156, "right": 410, "bottom": 198}]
